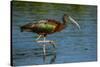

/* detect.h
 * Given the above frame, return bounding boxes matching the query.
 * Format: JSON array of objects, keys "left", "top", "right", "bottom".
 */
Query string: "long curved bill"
[{"left": 68, "top": 16, "right": 80, "bottom": 30}]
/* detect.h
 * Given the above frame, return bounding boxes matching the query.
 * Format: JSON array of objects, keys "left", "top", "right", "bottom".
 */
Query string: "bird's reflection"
[
  {"left": 33, "top": 43, "right": 57, "bottom": 64},
  {"left": 49, "top": 52, "right": 56, "bottom": 64},
  {"left": 43, "top": 49, "right": 56, "bottom": 64}
]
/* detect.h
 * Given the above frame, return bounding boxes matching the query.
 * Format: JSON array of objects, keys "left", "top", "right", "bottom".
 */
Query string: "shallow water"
[{"left": 11, "top": 1, "right": 97, "bottom": 66}]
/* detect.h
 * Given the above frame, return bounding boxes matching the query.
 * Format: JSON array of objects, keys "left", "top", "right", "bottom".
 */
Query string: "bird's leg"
[
  {"left": 43, "top": 34, "right": 56, "bottom": 49},
  {"left": 43, "top": 36, "right": 46, "bottom": 42},
  {"left": 43, "top": 44, "right": 46, "bottom": 56},
  {"left": 49, "top": 41, "right": 56, "bottom": 52},
  {"left": 36, "top": 35, "right": 42, "bottom": 41},
  {"left": 43, "top": 36, "right": 46, "bottom": 55},
  {"left": 43, "top": 34, "right": 48, "bottom": 42}
]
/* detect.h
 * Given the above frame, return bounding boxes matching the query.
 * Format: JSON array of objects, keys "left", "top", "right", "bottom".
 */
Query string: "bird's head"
[{"left": 63, "top": 14, "right": 80, "bottom": 30}]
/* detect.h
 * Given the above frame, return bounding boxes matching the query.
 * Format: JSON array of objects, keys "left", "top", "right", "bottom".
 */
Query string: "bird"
[{"left": 20, "top": 14, "right": 80, "bottom": 55}]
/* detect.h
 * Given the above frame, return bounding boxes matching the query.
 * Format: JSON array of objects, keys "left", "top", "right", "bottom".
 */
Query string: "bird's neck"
[{"left": 62, "top": 16, "right": 67, "bottom": 25}]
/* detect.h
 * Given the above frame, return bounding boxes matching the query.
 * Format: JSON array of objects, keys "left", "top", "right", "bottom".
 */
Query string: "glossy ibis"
[{"left": 20, "top": 14, "right": 80, "bottom": 55}]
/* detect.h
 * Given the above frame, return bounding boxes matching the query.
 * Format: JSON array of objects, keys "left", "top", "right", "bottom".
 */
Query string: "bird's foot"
[
  {"left": 36, "top": 40, "right": 56, "bottom": 47},
  {"left": 36, "top": 40, "right": 54, "bottom": 43}
]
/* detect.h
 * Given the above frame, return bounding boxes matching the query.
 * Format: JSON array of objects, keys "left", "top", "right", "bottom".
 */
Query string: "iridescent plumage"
[{"left": 20, "top": 14, "right": 68, "bottom": 36}]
